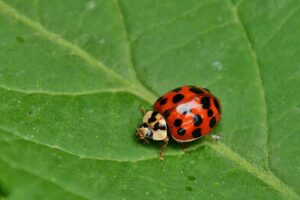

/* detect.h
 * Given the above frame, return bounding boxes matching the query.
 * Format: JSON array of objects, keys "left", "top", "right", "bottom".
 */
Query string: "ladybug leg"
[
  {"left": 140, "top": 106, "right": 146, "bottom": 115},
  {"left": 159, "top": 136, "right": 169, "bottom": 160},
  {"left": 211, "top": 134, "right": 221, "bottom": 141},
  {"left": 182, "top": 143, "right": 188, "bottom": 153},
  {"left": 136, "top": 128, "right": 149, "bottom": 144},
  {"left": 143, "top": 138, "right": 150, "bottom": 144}
]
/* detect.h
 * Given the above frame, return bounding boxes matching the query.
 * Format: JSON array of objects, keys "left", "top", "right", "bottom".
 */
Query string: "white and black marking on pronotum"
[
  {"left": 136, "top": 109, "right": 169, "bottom": 160},
  {"left": 153, "top": 122, "right": 167, "bottom": 131},
  {"left": 148, "top": 111, "right": 159, "bottom": 123}
]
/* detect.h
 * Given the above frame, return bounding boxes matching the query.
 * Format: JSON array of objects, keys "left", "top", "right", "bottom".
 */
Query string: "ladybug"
[{"left": 136, "top": 85, "right": 222, "bottom": 160}]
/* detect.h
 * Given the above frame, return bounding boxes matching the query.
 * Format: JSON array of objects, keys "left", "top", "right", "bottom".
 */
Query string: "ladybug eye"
[{"left": 140, "top": 122, "right": 148, "bottom": 128}]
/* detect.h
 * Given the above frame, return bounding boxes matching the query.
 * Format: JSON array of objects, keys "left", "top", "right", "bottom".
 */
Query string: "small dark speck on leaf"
[
  {"left": 185, "top": 186, "right": 193, "bottom": 192},
  {"left": 28, "top": 111, "right": 32, "bottom": 115},
  {"left": 187, "top": 175, "right": 196, "bottom": 181},
  {"left": 16, "top": 36, "right": 25, "bottom": 43}
]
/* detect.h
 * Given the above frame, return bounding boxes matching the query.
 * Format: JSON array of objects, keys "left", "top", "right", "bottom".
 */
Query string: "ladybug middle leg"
[{"left": 159, "top": 136, "right": 169, "bottom": 160}]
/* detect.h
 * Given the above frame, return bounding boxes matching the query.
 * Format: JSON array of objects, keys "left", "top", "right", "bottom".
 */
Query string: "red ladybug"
[{"left": 136, "top": 86, "right": 221, "bottom": 160}]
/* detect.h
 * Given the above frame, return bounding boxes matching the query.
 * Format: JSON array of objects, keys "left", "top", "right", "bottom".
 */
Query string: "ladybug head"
[{"left": 136, "top": 122, "right": 153, "bottom": 144}]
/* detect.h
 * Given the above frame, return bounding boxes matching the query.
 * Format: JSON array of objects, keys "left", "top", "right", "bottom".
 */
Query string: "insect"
[{"left": 136, "top": 85, "right": 222, "bottom": 160}]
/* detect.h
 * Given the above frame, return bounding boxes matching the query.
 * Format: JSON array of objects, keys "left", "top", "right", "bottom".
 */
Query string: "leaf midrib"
[
  {"left": 0, "top": 1, "right": 298, "bottom": 199},
  {"left": 228, "top": 0, "right": 270, "bottom": 171}
]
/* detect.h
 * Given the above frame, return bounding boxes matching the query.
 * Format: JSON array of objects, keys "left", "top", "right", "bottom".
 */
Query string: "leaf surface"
[{"left": 0, "top": 0, "right": 299, "bottom": 199}]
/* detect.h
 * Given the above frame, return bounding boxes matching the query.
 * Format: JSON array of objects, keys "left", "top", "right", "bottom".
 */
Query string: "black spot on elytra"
[
  {"left": 192, "top": 128, "right": 202, "bottom": 138},
  {"left": 159, "top": 98, "right": 168, "bottom": 105},
  {"left": 207, "top": 109, "right": 213, "bottom": 117},
  {"left": 172, "top": 87, "right": 182, "bottom": 92},
  {"left": 214, "top": 98, "right": 221, "bottom": 113},
  {"left": 156, "top": 96, "right": 163, "bottom": 102},
  {"left": 172, "top": 94, "right": 184, "bottom": 103},
  {"left": 163, "top": 110, "right": 170, "bottom": 118},
  {"left": 177, "top": 128, "right": 186, "bottom": 136},
  {"left": 203, "top": 88, "right": 211, "bottom": 92},
  {"left": 189, "top": 87, "right": 204, "bottom": 94},
  {"left": 209, "top": 117, "right": 216, "bottom": 128},
  {"left": 174, "top": 119, "right": 182, "bottom": 127},
  {"left": 148, "top": 116, "right": 156, "bottom": 123},
  {"left": 201, "top": 97, "right": 210, "bottom": 109},
  {"left": 193, "top": 115, "right": 202, "bottom": 126}
]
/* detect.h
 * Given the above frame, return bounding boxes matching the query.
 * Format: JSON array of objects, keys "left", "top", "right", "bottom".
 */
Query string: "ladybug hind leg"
[
  {"left": 211, "top": 134, "right": 221, "bottom": 141},
  {"left": 182, "top": 143, "right": 188, "bottom": 153}
]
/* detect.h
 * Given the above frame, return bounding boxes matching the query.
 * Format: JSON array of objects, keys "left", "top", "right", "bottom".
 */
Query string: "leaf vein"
[
  {"left": 0, "top": 0, "right": 157, "bottom": 103},
  {"left": 114, "top": 0, "right": 159, "bottom": 96},
  {"left": 0, "top": 85, "right": 134, "bottom": 97},
  {"left": 260, "top": 5, "right": 300, "bottom": 49},
  {"left": 228, "top": 0, "right": 270, "bottom": 170}
]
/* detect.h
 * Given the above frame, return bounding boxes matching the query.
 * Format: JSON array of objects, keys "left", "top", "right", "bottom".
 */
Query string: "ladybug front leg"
[
  {"left": 136, "top": 128, "right": 150, "bottom": 144},
  {"left": 159, "top": 136, "right": 169, "bottom": 160},
  {"left": 140, "top": 106, "right": 146, "bottom": 115}
]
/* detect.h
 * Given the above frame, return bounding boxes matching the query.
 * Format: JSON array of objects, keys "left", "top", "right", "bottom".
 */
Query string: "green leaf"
[{"left": 0, "top": 0, "right": 299, "bottom": 199}]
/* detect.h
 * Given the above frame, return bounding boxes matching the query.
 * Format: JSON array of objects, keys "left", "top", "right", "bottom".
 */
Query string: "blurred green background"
[{"left": 0, "top": 0, "right": 299, "bottom": 199}]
